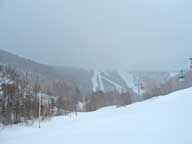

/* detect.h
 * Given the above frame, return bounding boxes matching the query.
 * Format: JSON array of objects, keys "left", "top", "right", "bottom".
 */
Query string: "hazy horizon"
[{"left": 1, "top": 0, "right": 192, "bottom": 71}]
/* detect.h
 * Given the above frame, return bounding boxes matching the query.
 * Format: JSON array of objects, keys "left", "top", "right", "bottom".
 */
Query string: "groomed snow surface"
[{"left": 1, "top": 88, "right": 192, "bottom": 144}]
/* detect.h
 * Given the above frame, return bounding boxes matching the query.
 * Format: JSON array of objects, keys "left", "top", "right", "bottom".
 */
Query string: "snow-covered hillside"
[
  {"left": 0, "top": 50, "right": 184, "bottom": 95},
  {"left": 91, "top": 70, "right": 123, "bottom": 93},
  {"left": 118, "top": 70, "right": 139, "bottom": 93},
  {"left": 91, "top": 69, "right": 173, "bottom": 94},
  {"left": 1, "top": 88, "right": 192, "bottom": 144}
]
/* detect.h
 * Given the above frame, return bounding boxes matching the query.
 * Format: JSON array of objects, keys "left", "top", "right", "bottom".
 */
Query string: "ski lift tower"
[{"left": 38, "top": 92, "right": 42, "bottom": 128}]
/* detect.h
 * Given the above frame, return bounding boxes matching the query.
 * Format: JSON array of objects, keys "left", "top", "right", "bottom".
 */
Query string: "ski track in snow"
[
  {"left": 91, "top": 70, "right": 104, "bottom": 92},
  {"left": 91, "top": 70, "right": 123, "bottom": 93},
  {"left": 118, "top": 70, "right": 138, "bottom": 93},
  {"left": 98, "top": 71, "right": 104, "bottom": 92},
  {"left": 101, "top": 76, "right": 122, "bottom": 93},
  {"left": 91, "top": 70, "right": 99, "bottom": 92}
]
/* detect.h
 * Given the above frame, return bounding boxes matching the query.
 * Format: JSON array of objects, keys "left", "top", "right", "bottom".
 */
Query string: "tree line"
[
  {"left": 0, "top": 65, "right": 80, "bottom": 125},
  {"left": 1, "top": 65, "right": 192, "bottom": 126}
]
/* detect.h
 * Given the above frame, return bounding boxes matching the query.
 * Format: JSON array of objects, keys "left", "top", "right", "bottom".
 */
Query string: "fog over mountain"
[
  {"left": 1, "top": 0, "right": 192, "bottom": 71},
  {"left": 1, "top": 49, "right": 192, "bottom": 97}
]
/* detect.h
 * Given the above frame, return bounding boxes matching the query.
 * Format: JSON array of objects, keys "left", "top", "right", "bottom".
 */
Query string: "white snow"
[
  {"left": 91, "top": 70, "right": 124, "bottom": 93},
  {"left": 118, "top": 70, "right": 139, "bottom": 93},
  {"left": 101, "top": 71, "right": 110, "bottom": 77},
  {"left": 91, "top": 70, "right": 104, "bottom": 92},
  {"left": 91, "top": 70, "right": 99, "bottom": 92},
  {"left": 1, "top": 88, "right": 192, "bottom": 144},
  {"left": 101, "top": 76, "right": 123, "bottom": 93},
  {"left": 97, "top": 71, "right": 104, "bottom": 92}
]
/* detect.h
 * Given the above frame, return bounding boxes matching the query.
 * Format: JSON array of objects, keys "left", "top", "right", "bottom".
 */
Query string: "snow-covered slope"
[
  {"left": 91, "top": 70, "right": 105, "bottom": 92},
  {"left": 91, "top": 70, "right": 124, "bottom": 92},
  {"left": 0, "top": 50, "right": 183, "bottom": 95},
  {"left": 2, "top": 88, "right": 192, "bottom": 144},
  {"left": 118, "top": 70, "right": 139, "bottom": 93},
  {"left": 90, "top": 69, "right": 173, "bottom": 94}
]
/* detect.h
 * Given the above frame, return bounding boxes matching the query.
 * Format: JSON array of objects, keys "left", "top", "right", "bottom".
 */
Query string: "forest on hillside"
[{"left": 1, "top": 64, "right": 192, "bottom": 125}]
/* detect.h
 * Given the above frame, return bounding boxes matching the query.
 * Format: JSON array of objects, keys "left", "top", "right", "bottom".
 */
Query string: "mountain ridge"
[{"left": 0, "top": 49, "right": 185, "bottom": 95}]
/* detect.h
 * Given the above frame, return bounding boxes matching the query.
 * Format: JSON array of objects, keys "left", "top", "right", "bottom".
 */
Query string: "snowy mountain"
[
  {"left": 0, "top": 49, "right": 187, "bottom": 95},
  {"left": 2, "top": 87, "right": 192, "bottom": 144},
  {"left": 91, "top": 69, "right": 172, "bottom": 94}
]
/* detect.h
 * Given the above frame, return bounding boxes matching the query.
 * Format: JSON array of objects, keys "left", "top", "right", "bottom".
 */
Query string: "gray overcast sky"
[{"left": 0, "top": 0, "right": 192, "bottom": 71}]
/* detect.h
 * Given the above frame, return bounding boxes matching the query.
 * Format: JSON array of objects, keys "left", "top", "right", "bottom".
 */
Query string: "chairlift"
[
  {"left": 140, "top": 84, "right": 144, "bottom": 90},
  {"left": 179, "top": 70, "right": 185, "bottom": 82},
  {"left": 135, "top": 82, "right": 144, "bottom": 94}
]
